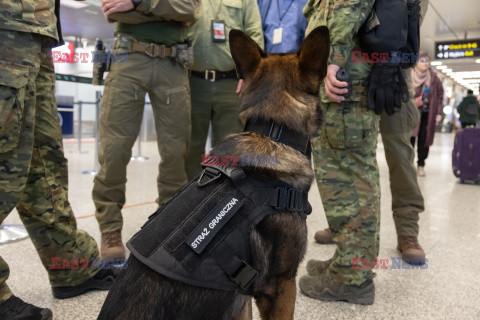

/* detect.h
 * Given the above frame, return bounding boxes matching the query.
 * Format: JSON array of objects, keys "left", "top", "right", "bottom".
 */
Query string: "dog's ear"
[
  {"left": 298, "top": 26, "right": 330, "bottom": 91},
  {"left": 229, "top": 29, "right": 265, "bottom": 80}
]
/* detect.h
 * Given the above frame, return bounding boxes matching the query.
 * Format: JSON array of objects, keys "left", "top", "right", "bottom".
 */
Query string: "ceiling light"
[
  {"left": 453, "top": 71, "right": 480, "bottom": 78},
  {"left": 443, "top": 105, "right": 453, "bottom": 115},
  {"left": 62, "top": 1, "right": 88, "bottom": 9},
  {"left": 444, "top": 69, "right": 453, "bottom": 73},
  {"left": 436, "top": 65, "right": 447, "bottom": 70},
  {"left": 476, "top": 59, "right": 480, "bottom": 64},
  {"left": 431, "top": 61, "right": 442, "bottom": 66}
]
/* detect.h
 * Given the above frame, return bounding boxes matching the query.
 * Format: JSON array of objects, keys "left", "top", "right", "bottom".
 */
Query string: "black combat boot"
[
  {"left": 0, "top": 296, "right": 52, "bottom": 320},
  {"left": 52, "top": 269, "right": 116, "bottom": 299}
]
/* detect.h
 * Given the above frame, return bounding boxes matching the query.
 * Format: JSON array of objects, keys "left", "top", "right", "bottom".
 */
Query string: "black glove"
[{"left": 362, "top": 63, "right": 409, "bottom": 115}]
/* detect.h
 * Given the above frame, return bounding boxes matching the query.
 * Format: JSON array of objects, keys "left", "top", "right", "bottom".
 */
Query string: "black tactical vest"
[{"left": 127, "top": 166, "right": 311, "bottom": 294}]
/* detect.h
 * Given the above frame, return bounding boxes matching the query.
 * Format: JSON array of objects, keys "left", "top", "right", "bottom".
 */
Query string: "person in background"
[
  {"left": 184, "top": 0, "right": 264, "bottom": 180},
  {"left": 93, "top": 0, "right": 193, "bottom": 259},
  {"left": 457, "top": 89, "right": 480, "bottom": 128},
  {"left": 0, "top": 1, "right": 115, "bottom": 319},
  {"left": 257, "top": 0, "right": 308, "bottom": 53},
  {"left": 410, "top": 52, "right": 444, "bottom": 177}
]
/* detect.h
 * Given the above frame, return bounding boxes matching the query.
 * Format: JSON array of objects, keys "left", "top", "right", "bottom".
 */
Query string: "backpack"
[
  {"left": 359, "top": 0, "right": 421, "bottom": 68},
  {"left": 465, "top": 103, "right": 479, "bottom": 116}
]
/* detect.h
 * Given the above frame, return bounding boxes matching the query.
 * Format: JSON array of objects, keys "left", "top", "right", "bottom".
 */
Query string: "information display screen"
[{"left": 435, "top": 39, "right": 480, "bottom": 59}]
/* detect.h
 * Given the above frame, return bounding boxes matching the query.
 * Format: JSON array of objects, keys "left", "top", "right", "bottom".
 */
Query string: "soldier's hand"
[
  {"left": 102, "top": 0, "right": 134, "bottom": 16},
  {"left": 324, "top": 64, "right": 349, "bottom": 103}
]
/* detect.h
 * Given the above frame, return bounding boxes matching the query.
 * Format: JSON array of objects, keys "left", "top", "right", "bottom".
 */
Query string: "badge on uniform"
[
  {"left": 211, "top": 19, "right": 227, "bottom": 43},
  {"left": 273, "top": 27, "right": 283, "bottom": 45}
]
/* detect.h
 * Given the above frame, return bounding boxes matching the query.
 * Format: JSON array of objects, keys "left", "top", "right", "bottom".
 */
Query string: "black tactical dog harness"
[{"left": 127, "top": 119, "right": 312, "bottom": 294}]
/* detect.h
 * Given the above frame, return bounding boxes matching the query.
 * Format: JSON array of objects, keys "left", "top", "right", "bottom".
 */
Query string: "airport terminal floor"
[{"left": 0, "top": 132, "right": 478, "bottom": 319}]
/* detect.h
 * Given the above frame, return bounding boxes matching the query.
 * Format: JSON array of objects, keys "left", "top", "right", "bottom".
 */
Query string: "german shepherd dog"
[{"left": 98, "top": 26, "right": 330, "bottom": 320}]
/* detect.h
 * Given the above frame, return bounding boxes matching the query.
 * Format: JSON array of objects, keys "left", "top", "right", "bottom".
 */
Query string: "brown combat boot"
[
  {"left": 314, "top": 228, "right": 334, "bottom": 244},
  {"left": 101, "top": 230, "right": 126, "bottom": 260},
  {"left": 397, "top": 235, "right": 426, "bottom": 265}
]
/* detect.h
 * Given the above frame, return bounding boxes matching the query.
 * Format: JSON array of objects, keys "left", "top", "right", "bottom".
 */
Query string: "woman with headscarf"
[{"left": 410, "top": 52, "right": 444, "bottom": 176}]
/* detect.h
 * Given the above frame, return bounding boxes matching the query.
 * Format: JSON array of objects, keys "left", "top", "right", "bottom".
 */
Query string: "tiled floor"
[{"left": 1, "top": 133, "right": 479, "bottom": 319}]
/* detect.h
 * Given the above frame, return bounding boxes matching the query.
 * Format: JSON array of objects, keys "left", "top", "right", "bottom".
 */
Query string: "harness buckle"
[
  {"left": 197, "top": 167, "right": 222, "bottom": 187},
  {"left": 268, "top": 121, "right": 284, "bottom": 142},
  {"left": 231, "top": 260, "right": 258, "bottom": 290}
]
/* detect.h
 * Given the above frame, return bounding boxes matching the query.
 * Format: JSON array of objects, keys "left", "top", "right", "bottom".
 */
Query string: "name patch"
[{"left": 186, "top": 193, "right": 243, "bottom": 254}]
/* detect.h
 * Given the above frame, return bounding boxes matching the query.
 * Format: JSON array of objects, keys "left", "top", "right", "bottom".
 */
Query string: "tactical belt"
[
  {"left": 191, "top": 70, "right": 238, "bottom": 82},
  {"left": 114, "top": 35, "right": 174, "bottom": 58},
  {"left": 244, "top": 118, "right": 311, "bottom": 156}
]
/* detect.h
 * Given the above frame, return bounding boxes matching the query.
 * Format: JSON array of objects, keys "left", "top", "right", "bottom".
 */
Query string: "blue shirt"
[{"left": 257, "top": 0, "right": 308, "bottom": 53}]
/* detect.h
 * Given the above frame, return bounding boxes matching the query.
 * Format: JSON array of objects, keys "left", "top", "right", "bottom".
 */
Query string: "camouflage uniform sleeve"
[
  {"left": 243, "top": 0, "right": 265, "bottom": 50},
  {"left": 304, "top": 0, "right": 375, "bottom": 68},
  {"left": 303, "top": 0, "right": 316, "bottom": 22}
]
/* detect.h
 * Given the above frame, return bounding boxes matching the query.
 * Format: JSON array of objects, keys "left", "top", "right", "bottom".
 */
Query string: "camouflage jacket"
[
  {"left": 303, "top": 0, "right": 375, "bottom": 103},
  {"left": 0, "top": 0, "right": 59, "bottom": 42}
]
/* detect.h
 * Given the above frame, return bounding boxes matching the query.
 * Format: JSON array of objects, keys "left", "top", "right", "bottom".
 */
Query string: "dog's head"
[{"left": 229, "top": 27, "right": 330, "bottom": 137}]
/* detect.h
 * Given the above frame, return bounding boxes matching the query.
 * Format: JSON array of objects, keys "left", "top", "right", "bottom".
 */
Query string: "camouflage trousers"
[
  {"left": 0, "top": 30, "right": 99, "bottom": 302},
  {"left": 312, "top": 101, "right": 380, "bottom": 286}
]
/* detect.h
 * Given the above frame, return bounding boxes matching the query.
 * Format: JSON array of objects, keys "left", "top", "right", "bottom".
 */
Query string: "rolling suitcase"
[{"left": 452, "top": 127, "right": 480, "bottom": 183}]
